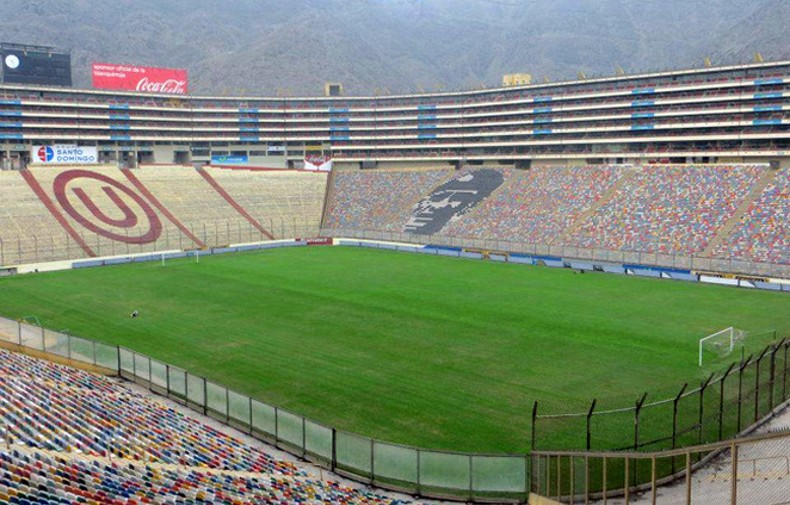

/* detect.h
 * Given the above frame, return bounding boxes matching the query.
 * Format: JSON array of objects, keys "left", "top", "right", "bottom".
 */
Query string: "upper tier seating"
[
  {"left": 323, "top": 169, "right": 452, "bottom": 232},
  {"left": 713, "top": 168, "right": 789, "bottom": 265},
  {"left": 0, "top": 349, "right": 414, "bottom": 504},
  {"left": 563, "top": 165, "right": 763, "bottom": 254}
]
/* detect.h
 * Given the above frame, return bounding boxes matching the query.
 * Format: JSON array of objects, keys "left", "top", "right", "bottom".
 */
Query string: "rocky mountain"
[{"left": 0, "top": 0, "right": 787, "bottom": 96}]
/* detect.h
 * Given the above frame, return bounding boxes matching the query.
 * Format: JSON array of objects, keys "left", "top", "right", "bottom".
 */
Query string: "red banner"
[
  {"left": 300, "top": 237, "right": 333, "bottom": 246},
  {"left": 92, "top": 63, "right": 188, "bottom": 95}
]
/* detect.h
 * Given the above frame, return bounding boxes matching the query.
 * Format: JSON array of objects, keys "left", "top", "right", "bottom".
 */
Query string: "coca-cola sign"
[{"left": 92, "top": 63, "right": 188, "bottom": 95}]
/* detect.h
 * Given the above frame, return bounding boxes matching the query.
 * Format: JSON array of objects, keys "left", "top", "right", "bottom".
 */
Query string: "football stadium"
[{"left": 0, "top": 19, "right": 789, "bottom": 505}]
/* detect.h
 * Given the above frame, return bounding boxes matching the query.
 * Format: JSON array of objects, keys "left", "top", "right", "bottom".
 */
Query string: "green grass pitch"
[{"left": 0, "top": 246, "right": 787, "bottom": 453}]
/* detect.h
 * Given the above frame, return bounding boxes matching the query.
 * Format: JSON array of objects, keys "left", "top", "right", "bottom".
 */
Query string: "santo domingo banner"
[
  {"left": 31, "top": 145, "right": 98, "bottom": 165},
  {"left": 304, "top": 154, "right": 333, "bottom": 172}
]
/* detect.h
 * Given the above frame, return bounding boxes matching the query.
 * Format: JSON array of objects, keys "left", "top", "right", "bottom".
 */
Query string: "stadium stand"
[
  {"left": 202, "top": 167, "right": 328, "bottom": 239},
  {"left": 322, "top": 163, "right": 789, "bottom": 271},
  {"left": 563, "top": 164, "right": 764, "bottom": 255},
  {"left": 440, "top": 165, "right": 628, "bottom": 244},
  {"left": 0, "top": 171, "right": 69, "bottom": 264},
  {"left": 323, "top": 168, "right": 452, "bottom": 232},
  {"left": 713, "top": 168, "right": 789, "bottom": 265},
  {"left": 23, "top": 166, "right": 204, "bottom": 258},
  {"left": 0, "top": 349, "right": 414, "bottom": 504},
  {"left": 0, "top": 166, "right": 328, "bottom": 265}
]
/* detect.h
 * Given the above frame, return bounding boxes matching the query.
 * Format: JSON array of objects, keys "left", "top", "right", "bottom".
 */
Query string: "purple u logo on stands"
[{"left": 53, "top": 170, "right": 163, "bottom": 244}]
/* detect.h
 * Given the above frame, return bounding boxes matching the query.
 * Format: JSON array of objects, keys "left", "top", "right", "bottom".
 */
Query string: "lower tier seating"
[{"left": 0, "top": 350, "right": 414, "bottom": 504}]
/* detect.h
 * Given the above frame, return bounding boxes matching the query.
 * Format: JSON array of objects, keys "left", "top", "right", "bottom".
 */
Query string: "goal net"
[{"left": 699, "top": 327, "right": 747, "bottom": 366}]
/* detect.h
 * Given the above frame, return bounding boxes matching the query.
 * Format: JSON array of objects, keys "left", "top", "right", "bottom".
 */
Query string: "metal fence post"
[
  {"left": 720, "top": 364, "right": 735, "bottom": 440},
  {"left": 331, "top": 428, "right": 337, "bottom": 472},
  {"left": 469, "top": 454, "right": 474, "bottom": 502},
  {"left": 531, "top": 401, "right": 538, "bottom": 451},
  {"left": 685, "top": 452, "right": 692, "bottom": 505},
  {"left": 248, "top": 396, "right": 254, "bottom": 435},
  {"left": 730, "top": 442, "right": 738, "bottom": 504},
  {"left": 587, "top": 399, "right": 597, "bottom": 451},
  {"left": 672, "top": 384, "right": 688, "bottom": 457},
  {"left": 634, "top": 393, "right": 647, "bottom": 451},
  {"left": 755, "top": 347, "right": 770, "bottom": 423},
  {"left": 203, "top": 377, "right": 208, "bottom": 415},
  {"left": 699, "top": 374, "right": 714, "bottom": 444},
  {"left": 737, "top": 356, "right": 750, "bottom": 433},
  {"left": 784, "top": 343, "right": 789, "bottom": 401},
  {"left": 769, "top": 340, "right": 783, "bottom": 411},
  {"left": 416, "top": 448, "right": 422, "bottom": 497},
  {"left": 624, "top": 456, "right": 630, "bottom": 504}
]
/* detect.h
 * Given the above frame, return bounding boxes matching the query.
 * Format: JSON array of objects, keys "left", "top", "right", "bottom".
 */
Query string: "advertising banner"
[
  {"left": 31, "top": 145, "right": 98, "bottom": 165},
  {"left": 92, "top": 63, "right": 188, "bottom": 95},
  {"left": 304, "top": 154, "right": 333, "bottom": 172},
  {"left": 211, "top": 154, "right": 248, "bottom": 165}
]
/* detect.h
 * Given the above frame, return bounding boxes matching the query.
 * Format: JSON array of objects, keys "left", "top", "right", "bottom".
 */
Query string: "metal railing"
[
  {"left": 321, "top": 228, "right": 790, "bottom": 279},
  {"left": 531, "top": 429, "right": 790, "bottom": 504},
  {"left": 0, "top": 315, "right": 531, "bottom": 503},
  {"left": 0, "top": 216, "right": 320, "bottom": 267}
]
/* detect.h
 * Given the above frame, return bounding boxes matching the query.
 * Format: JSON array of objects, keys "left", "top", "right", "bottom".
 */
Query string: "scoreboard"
[{"left": 1, "top": 43, "right": 72, "bottom": 87}]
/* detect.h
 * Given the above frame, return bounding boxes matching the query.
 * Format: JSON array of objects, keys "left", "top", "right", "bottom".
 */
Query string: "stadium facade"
[{"left": 0, "top": 60, "right": 788, "bottom": 170}]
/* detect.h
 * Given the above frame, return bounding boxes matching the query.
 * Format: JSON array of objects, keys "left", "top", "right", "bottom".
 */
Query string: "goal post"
[{"left": 699, "top": 327, "right": 741, "bottom": 366}]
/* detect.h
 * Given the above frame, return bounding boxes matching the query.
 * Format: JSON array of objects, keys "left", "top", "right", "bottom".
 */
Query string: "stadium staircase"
[
  {"left": 319, "top": 168, "right": 337, "bottom": 230},
  {"left": 195, "top": 167, "right": 275, "bottom": 240},
  {"left": 700, "top": 167, "right": 779, "bottom": 257},
  {"left": 549, "top": 167, "right": 638, "bottom": 246}
]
